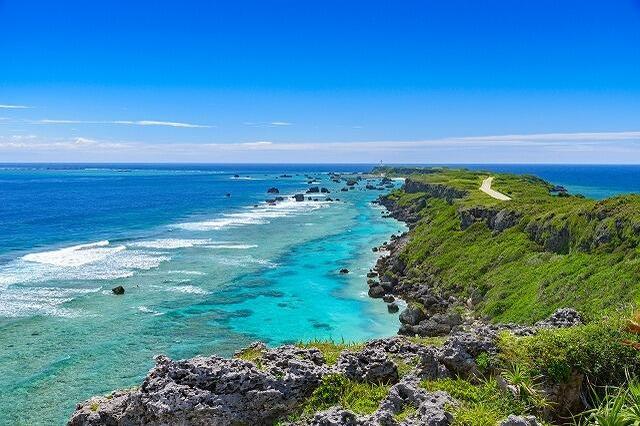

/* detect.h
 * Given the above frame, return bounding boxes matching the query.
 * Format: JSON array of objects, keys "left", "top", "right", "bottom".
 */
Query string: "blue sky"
[{"left": 1, "top": 0, "right": 640, "bottom": 163}]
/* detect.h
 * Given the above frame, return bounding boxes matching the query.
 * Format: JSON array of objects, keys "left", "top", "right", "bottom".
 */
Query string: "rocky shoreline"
[
  {"left": 69, "top": 309, "right": 582, "bottom": 425},
  {"left": 68, "top": 176, "right": 589, "bottom": 425}
]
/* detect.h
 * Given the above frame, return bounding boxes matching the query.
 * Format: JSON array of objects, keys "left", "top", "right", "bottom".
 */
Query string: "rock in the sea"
[
  {"left": 367, "top": 272, "right": 378, "bottom": 278},
  {"left": 336, "top": 347, "right": 399, "bottom": 384},
  {"left": 382, "top": 294, "right": 395, "bottom": 303},
  {"left": 111, "top": 286, "right": 125, "bottom": 295},
  {"left": 387, "top": 302, "right": 399, "bottom": 313},
  {"left": 293, "top": 194, "right": 305, "bottom": 202},
  {"left": 307, "top": 186, "right": 320, "bottom": 193},
  {"left": 368, "top": 285, "right": 385, "bottom": 298},
  {"left": 267, "top": 187, "right": 280, "bottom": 194},
  {"left": 320, "top": 187, "right": 330, "bottom": 193},
  {"left": 339, "top": 268, "right": 349, "bottom": 274}
]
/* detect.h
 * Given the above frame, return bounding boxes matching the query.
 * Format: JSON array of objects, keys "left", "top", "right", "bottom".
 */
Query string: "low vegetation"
[
  {"left": 379, "top": 167, "right": 640, "bottom": 323},
  {"left": 421, "top": 378, "right": 530, "bottom": 426}
]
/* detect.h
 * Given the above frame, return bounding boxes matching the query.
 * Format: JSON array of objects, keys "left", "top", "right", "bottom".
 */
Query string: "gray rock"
[
  {"left": 387, "top": 303, "right": 399, "bottom": 313},
  {"left": 399, "top": 306, "right": 425, "bottom": 326},
  {"left": 382, "top": 294, "right": 395, "bottom": 303},
  {"left": 438, "top": 331, "right": 495, "bottom": 378},
  {"left": 500, "top": 414, "right": 541, "bottom": 426},
  {"left": 336, "top": 348, "right": 399, "bottom": 384},
  {"left": 414, "top": 319, "right": 451, "bottom": 337},
  {"left": 69, "top": 346, "right": 328, "bottom": 426},
  {"left": 368, "top": 285, "right": 385, "bottom": 298},
  {"left": 430, "top": 312, "right": 463, "bottom": 327},
  {"left": 535, "top": 308, "right": 582, "bottom": 328},
  {"left": 308, "top": 407, "right": 362, "bottom": 425}
]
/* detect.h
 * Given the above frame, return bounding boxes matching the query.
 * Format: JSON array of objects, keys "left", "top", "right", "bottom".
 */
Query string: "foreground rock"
[
  {"left": 69, "top": 306, "right": 578, "bottom": 425},
  {"left": 69, "top": 345, "right": 328, "bottom": 425}
]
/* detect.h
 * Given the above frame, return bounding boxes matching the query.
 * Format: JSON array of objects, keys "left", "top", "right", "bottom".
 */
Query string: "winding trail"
[{"left": 479, "top": 177, "right": 511, "bottom": 201}]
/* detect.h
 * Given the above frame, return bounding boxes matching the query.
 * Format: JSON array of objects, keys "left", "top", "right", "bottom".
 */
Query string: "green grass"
[
  {"left": 420, "top": 377, "right": 530, "bottom": 426},
  {"left": 407, "top": 335, "right": 447, "bottom": 347},
  {"left": 302, "top": 373, "right": 390, "bottom": 415},
  {"left": 578, "top": 377, "right": 640, "bottom": 425},
  {"left": 393, "top": 404, "right": 417, "bottom": 422},
  {"left": 234, "top": 345, "right": 266, "bottom": 368},
  {"left": 380, "top": 167, "right": 640, "bottom": 323},
  {"left": 296, "top": 340, "right": 364, "bottom": 365}
]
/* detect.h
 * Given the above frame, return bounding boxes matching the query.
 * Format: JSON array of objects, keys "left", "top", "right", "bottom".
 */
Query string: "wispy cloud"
[
  {"left": 36, "top": 119, "right": 212, "bottom": 128},
  {"left": 244, "top": 121, "right": 293, "bottom": 128},
  {"left": 3, "top": 130, "right": 640, "bottom": 163},
  {"left": 0, "top": 104, "right": 31, "bottom": 109},
  {"left": 461, "top": 131, "right": 640, "bottom": 142},
  {"left": 112, "top": 120, "right": 211, "bottom": 128}
]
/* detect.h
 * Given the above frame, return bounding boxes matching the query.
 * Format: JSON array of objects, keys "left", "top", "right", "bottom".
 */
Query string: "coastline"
[{"left": 11, "top": 166, "right": 640, "bottom": 425}]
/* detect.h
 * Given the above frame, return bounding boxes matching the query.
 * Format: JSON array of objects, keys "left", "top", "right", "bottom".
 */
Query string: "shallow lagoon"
[{"left": 0, "top": 164, "right": 405, "bottom": 424}]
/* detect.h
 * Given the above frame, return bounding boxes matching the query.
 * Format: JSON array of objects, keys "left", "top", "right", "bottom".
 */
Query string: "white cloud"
[
  {"left": 112, "top": 120, "right": 211, "bottom": 128},
  {"left": 244, "top": 121, "right": 293, "bottom": 128},
  {"left": 36, "top": 119, "right": 212, "bottom": 128},
  {"left": 461, "top": 131, "right": 640, "bottom": 142},
  {"left": 0, "top": 104, "right": 31, "bottom": 109},
  {"left": 3, "top": 130, "right": 640, "bottom": 163}
]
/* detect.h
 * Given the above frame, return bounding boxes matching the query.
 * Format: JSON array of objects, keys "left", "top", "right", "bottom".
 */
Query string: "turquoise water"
[{"left": 0, "top": 164, "right": 405, "bottom": 425}]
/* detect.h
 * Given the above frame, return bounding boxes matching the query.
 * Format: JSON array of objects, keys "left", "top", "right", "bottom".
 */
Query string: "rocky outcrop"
[
  {"left": 402, "top": 179, "right": 467, "bottom": 202},
  {"left": 534, "top": 308, "right": 582, "bottom": 328},
  {"left": 336, "top": 348, "right": 399, "bottom": 384},
  {"left": 458, "top": 207, "right": 521, "bottom": 232},
  {"left": 70, "top": 306, "right": 581, "bottom": 426},
  {"left": 525, "top": 220, "right": 571, "bottom": 254},
  {"left": 69, "top": 345, "right": 328, "bottom": 426},
  {"left": 267, "top": 187, "right": 280, "bottom": 194}
]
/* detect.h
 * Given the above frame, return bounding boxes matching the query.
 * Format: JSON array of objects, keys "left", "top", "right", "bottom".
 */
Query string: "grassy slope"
[{"left": 384, "top": 168, "right": 640, "bottom": 323}]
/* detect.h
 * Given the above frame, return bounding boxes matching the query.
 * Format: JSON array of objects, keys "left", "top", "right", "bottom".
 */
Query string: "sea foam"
[
  {"left": 0, "top": 286, "right": 100, "bottom": 318},
  {"left": 127, "top": 238, "right": 213, "bottom": 249},
  {"left": 0, "top": 241, "right": 169, "bottom": 287},
  {"left": 174, "top": 198, "right": 329, "bottom": 231}
]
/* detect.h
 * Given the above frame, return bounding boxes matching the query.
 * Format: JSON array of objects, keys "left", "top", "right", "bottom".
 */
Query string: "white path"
[{"left": 479, "top": 177, "right": 511, "bottom": 201}]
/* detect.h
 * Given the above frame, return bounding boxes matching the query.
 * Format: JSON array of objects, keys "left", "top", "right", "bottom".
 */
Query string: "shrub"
[{"left": 497, "top": 317, "right": 640, "bottom": 386}]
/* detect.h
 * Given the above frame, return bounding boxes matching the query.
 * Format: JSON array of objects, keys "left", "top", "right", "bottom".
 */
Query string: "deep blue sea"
[{"left": 0, "top": 163, "right": 638, "bottom": 425}]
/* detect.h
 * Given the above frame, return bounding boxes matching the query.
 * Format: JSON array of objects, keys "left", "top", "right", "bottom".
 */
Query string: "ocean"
[{"left": 0, "top": 163, "right": 639, "bottom": 424}]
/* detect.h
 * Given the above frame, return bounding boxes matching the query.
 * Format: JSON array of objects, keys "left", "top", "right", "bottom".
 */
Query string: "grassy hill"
[{"left": 378, "top": 167, "right": 640, "bottom": 323}]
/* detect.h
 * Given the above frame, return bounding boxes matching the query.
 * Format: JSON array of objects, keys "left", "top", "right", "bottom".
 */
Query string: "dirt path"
[{"left": 479, "top": 177, "right": 511, "bottom": 201}]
